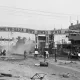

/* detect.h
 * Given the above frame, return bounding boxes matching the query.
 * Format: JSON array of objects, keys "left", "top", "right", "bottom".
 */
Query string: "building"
[
  {"left": 0, "top": 27, "right": 69, "bottom": 54},
  {"left": 35, "top": 29, "right": 69, "bottom": 54},
  {"left": 69, "top": 21, "right": 80, "bottom": 52}
]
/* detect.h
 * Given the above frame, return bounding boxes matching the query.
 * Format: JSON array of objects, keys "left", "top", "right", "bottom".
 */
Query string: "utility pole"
[
  {"left": 53, "top": 28, "right": 57, "bottom": 62},
  {"left": 54, "top": 42, "right": 57, "bottom": 62},
  {"left": 70, "top": 16, "right": 72, "bottom": 25},
  {"left": 8, "top": 32, "right": 9, "bottom": 52}
]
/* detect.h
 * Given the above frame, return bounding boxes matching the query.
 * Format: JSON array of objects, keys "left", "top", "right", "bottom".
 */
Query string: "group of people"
[
  {"left": 34, "top": 50, "right": 49, "bottom": 59},
  {"left": 0, "top": 49, "right": 6, "bottom": 56},
  {"left": 23, "top": 50, "right": 49, "bottom": 60}
]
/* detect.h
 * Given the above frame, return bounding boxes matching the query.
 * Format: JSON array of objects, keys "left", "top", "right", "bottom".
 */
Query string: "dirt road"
[
  {"left": 0, "top": 55, "right": 80, "bottom": 80},
  {"left": 27, "top": 58, "right": 80, "bottom": 80}
]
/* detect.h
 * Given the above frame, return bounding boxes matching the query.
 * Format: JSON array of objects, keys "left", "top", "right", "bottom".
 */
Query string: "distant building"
[
  {"left": 0, "top": 26, "right": 69, "bottom": 54},
  {"left": 35, "top": 29, "right": 69, "bottom": 55},
  {"left": 69, "top": 21, "right": 80, "bottom": 52}
]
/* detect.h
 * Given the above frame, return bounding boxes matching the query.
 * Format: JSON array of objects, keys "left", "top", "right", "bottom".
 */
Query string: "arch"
[{"left": 0, "top": 27, "right": 69, "bottom": 35}]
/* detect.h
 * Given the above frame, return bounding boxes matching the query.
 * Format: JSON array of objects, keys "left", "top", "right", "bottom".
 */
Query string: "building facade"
[
  {"left": 69, "top": 21, "right": 80, "bottom": 52},
  {"left": 0, "top": 27, "right": 69, "bottom": 54}
]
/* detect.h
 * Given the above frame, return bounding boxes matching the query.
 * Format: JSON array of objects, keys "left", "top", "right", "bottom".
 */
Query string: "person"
[
  {"left": 0, "top": 49, "right": 2, "bottom": 55},
  {"left": 45, "top": 51, "right": 49, "bottom": 58},
  {"left": 78, "top": 52, "right": 80, "bottom": 60},
  {"left": 43, "top": 51, "right": 46, "bottom": 62},
  {"left": 68, "top": 51, "right": 70, "bottom": 60},
  {"left": 24, "top": 50, "right": 27, "bottom": 59},
  {"left": 2, "top": 49, "right": 6, "bottom": 56},
  {"left": 1, "top": 49, "right": 6, "bottom": 60},
  {"left": 34, "top": 50, "right": 38, "bottom": 58}
]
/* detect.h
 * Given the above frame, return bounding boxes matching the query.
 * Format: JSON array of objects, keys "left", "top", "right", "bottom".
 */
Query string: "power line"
[
  {"left": 0, "top": 6, "right": 77, "bottom": 19},
  {"left": 0, "top": 5, "right": 80, "bottom": 24},
  {"left": 1, "top": 11, "right": 69, "bottom": 21},
  {"left": 0, "top": 6, "right": 79, "bottom": 17}
]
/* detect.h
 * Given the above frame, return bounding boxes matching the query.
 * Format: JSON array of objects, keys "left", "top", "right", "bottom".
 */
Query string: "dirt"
[{"left": 0, "top": 56, "right": 80, "bottom": 80}]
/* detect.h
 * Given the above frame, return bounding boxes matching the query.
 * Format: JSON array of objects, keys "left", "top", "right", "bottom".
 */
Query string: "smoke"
[
  {"left": 9, "top": 38, "right": 35, "bottom": 55},
  {"left": 0, "top": 36, "right": 35, "bottom": 56}
]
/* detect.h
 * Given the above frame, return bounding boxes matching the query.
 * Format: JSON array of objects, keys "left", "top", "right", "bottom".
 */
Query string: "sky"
[{"left": 0, "top": 0, "right": 80, "bottom": 30}]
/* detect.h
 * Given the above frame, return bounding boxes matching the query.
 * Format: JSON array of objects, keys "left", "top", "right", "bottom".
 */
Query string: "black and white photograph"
[{"left": 0, "top": 0, "right": 80, "bottom": 80}]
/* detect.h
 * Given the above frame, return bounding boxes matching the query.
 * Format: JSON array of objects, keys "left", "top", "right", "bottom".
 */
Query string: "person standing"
[
  {"left": 24, "top": 50, "right": 27, "bottom": 59},
  {"left": 45, "top": 51, "right": 49, "bottom": 58},
  {"left": 0, "top": 49, "right": 2, "bottom": 55},
  {"left": 43, "top": 51, "right": 46, "bottom": 62},
  {"left": 1, "top": 49, "right": 6, "bottom": 60},
  {"left": 2, "top": 49, "right": 6, "bottom": 56},
  {"left": 68, "top": 51, "right": 70, "bottom": 60},
  {"left": 34, "top": 50, "right": 38, "bottom": 58}
]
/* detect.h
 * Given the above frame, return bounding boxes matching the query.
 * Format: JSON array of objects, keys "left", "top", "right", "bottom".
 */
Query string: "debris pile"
[
  {"left": 58, "top": 61, "right": 77, "bottom": 65},
  {"left": 51, "top": 72, "right": 80, "bottom": 79},
  {"left": 59, "top": 73, "right": 70, "bottom": 78},
  {"left": 0, "top": 73, "right": 12, "bottom": 77}
]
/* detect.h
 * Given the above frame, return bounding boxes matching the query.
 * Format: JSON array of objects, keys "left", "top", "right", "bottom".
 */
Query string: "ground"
[{"left": 0, "top": 54, "right": 80, "bottom": 80}]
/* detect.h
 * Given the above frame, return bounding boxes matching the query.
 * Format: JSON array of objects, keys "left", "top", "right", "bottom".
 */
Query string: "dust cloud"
[
  {"left": 10, "top": 37, "right": 36, "bottom": 55},
  {"left": 0, "top": 36, "right": 35, "bottom": 56}
]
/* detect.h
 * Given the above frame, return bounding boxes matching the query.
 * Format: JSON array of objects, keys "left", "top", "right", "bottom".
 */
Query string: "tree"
[
  {"left": 22, "top": 37, "right": 27, "bottom": 44},
  {"left": 28, "top": 37, "right": 31, "bottom": 41},
  {"left": 16, "top": 36, "right": 21, "bottom": 41}
]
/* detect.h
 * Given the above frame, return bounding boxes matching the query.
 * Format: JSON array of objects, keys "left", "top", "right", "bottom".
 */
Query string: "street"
[{"left": 0, "top": 54, "right": 80, "bottom": 80}]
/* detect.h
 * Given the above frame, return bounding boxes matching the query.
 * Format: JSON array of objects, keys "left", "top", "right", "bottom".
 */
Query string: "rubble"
[
  {"left": 51, "top": 73, "right": 56, "bottom": 75},
  {"left": 35, "top": 63, "right": 40, "bottom": 66},
  {"left": 40, "top": 62, "right": 48, "bottom": 67},
  {"left": 59, "top": 73, "right": 70, "bottom": 78},
  {"left": 0, "top": 73, "right": 12, "bottom": 77},
  {"left": 58, "top": 61, "right": 77, "bottom": 65}
]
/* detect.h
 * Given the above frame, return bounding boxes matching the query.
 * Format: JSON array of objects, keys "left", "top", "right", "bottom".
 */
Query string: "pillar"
[
  {"left": 35, "top": 34, "right": 38, "bottom": 50},
  {"left": 45, "top": 34, "right": 49, "bottom": 49}
]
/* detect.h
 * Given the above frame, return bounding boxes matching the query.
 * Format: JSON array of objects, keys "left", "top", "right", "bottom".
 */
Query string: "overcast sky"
[{"left": 0, "top": 0, "right": 80, "bottom": 30}]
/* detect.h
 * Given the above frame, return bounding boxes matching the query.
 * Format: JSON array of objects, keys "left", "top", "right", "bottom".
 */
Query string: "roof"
[{"left": 69, "top": 23, "right": 80, "bottom": 30}]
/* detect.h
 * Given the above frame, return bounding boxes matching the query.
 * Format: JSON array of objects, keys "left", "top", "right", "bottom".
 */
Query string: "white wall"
[{"left": 54, "top": 34, "right": 69, "bottom": 44}]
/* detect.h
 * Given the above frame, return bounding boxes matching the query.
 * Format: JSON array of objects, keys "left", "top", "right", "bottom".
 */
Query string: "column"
[
  {"left": 45, "top": 34, "right": 49, "bottom": 48},
  {"left": 35, "top": 34, "right": 38, "bottom": 49}
]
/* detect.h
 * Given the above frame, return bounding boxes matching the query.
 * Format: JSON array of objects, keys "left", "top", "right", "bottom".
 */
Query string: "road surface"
[{"left": 0, "top": 55, "right": 80, "bottom": 80}]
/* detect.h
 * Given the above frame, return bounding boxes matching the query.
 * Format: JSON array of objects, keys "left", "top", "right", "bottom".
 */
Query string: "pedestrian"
[
  {"left": 2, "top": 49, "right": 6, "bottom": 56},
  {"left": 34, "top": 50, "right": 38, "bottom": 58},
  {"left": 43, "top": 51, "right": 46, "bottom": 62},
  {"left": 1, "top": 49, "right": 6, "bottom": 60},
  {"left": 68, "top": 51, "right": 70, "bottom": 60},
  {"left": 24, "top": 50, "right": 27, "bottom": 59},
  {"left": 46, "top": 51, "right": 49, "bottom": 58},
  {"left": 0, "top": 49, "right": 2, "bottom": 55}
]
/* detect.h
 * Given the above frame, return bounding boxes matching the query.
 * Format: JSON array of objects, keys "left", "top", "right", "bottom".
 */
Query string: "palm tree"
[
  {"left": 22, "top": 37, "right": 27, "bottom": 43},
  {"left": 28, "top": 37, "right": 31, "bottom": 41},
  {"left": 16, "top": 36, "right": 21, "bottom": 41}
]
